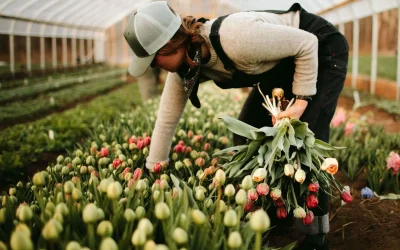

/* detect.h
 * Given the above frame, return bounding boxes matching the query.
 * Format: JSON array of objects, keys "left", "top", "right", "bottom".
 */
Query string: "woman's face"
[{"left": 151, "top": 45, "right": 186, "bottom": 72}]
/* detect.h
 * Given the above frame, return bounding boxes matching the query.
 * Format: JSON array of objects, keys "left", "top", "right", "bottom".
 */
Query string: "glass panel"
[
  {"left": 14, "top": 20, "right": 27, "bottom": 36},
  {"left": 0, "top": 18, "right": 12, "bottom": 34},
  {"left": 2, "top": 0, "right": 27, "bottom": 16}
]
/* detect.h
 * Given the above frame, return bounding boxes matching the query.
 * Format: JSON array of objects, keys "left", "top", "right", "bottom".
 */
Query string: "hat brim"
[{"left": 128, "top": 53, "right": 156, "bottom": 77}]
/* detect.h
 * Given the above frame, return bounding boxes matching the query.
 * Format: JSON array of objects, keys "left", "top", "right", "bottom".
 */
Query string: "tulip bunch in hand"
[{"left": 215, "top": 86, "right": 352, "bottom": 224}]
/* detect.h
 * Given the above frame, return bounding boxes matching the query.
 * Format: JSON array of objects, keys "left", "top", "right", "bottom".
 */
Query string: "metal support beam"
[
  {"left": 80, "top": 39, "right": 85, "bottom": 65},
  {"left": 9, "top": 35, "right": 15, "bottom": 74},
  {"left": 40, "top": 36, "right": 45, "bottom": 71},
  {"left": 52, "top": 37, "right": 57, "bottom": 70},
  {"left": 72, "top": 38, "right": 77, "bottom": 67},
  {"left": 352, "top": 19, "right": 360, "bottom": 89},
  {"left": 369, "top": 0, "right": 379, "bottom": 95},
  {"left": 62, "top": 37, "right": 68, "bottom": 68},
  {"left": 26, "top": 36, "right": 31, "bottom": 73}
]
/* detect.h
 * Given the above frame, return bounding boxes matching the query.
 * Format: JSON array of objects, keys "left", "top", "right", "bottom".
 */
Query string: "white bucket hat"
[{"left": 123, "top": 1, "right": 182, "bottom": 77}]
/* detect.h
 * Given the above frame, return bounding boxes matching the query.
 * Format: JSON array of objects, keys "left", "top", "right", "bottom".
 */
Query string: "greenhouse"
[{"left": 0, "top": 0, "right": 399, "bottom": 250}]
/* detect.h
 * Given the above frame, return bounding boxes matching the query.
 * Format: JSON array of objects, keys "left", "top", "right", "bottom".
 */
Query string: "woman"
[{"left": 124, "top": 1, "right": 348, "bottom": 249}]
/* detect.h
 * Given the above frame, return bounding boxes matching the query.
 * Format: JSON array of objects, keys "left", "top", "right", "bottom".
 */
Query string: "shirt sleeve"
[
  {"left": 145, "top": 72, "right": 188, "bottom": 170},
  {"left": 220, "top": 14, "right": 318, "bottom": 96}
]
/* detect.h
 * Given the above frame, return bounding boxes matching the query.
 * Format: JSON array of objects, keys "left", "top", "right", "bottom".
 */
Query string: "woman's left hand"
[{"left": 277, "top": 99, "right": 308, "bottom": 120}]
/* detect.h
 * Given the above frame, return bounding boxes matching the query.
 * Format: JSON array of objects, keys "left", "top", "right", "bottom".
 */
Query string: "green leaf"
[
  {"left": 257, "top": 144, "right": 267, "bottom": 166},
  {"left": 287, "top": 122, "right": 297, "bottom": 146},
  {"left": 283, "top": 136, "right": 290, "bottom": 160},
  {"left": 314, "top": 139, "right": 345, "bottom": 151},
  {"left": 280, "top": 241, "right": 297, "bottom": 250},
  {"left": 290, "top": 119, "right": 308, "bottom": 139},
  {"left": 218, "top": 115, "right": 259, "bottom": 139},
  {"left": 305, "top": 135, "right": 315, "bottom": 147},
  {"left": 250, "top": 126, "right": 278, "bottom": 140},
  {"left": 212, "top": 145, "right": 248, "bottom": 157},
  {"left": 235, "top": 157, "right": 259, "bottom": 177}
]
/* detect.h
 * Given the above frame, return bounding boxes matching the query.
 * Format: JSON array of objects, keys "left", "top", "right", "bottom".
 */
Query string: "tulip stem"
[
  {"left": 254, "top": 232, "right": 262, "bottom": 250},
  {"left": 88, "top": 223, "right": 96, "bottom": 250},
  {"left": 236, "top": 205, "right": 243, "bottom": 231}
]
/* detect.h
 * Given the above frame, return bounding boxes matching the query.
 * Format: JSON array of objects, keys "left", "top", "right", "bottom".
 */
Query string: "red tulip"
[
  {"left": 341, "top": 191, "right": 353, "bottom": 203},
  {"left": 112, "top": 158, "right": 122, "bottom": 168},
  {"left": 276, "top": 207, "right": 287, "bottom": 219},
  {"left": 302, "top": 211, "right": 314, "bottom": 225},
  {"left": 244, "top": 200, "right": 254, "bottom": 212},
  {"left": 128, "top": 137, "right": 136, "bottom": 144},
  {"left": 256, "top": 183, "right": 269, "bottom": 196},
  {"left": 306, "top": 194, "right": 319, "bottom": 209},
  {"left": 136, "top": 140, "right": 144, "bottom": 150},
  {"left": 185, "top": 146, "right": 192, "bottom": 154},
  {"left": 247, "top": 188, "right": 259, "bottom": 201},
  {"left": 308, "top": 182, "right": 320, "bottom": 193},
  {"left": 275, "top": 198, "right": 285, "bottom": 207},
  {"left": 204, "top": 143, "right": 211, "bottom": 151},
  {"left": 143, "top": 136, "right": 151, "bottom": 147},
  {"left": 100, "top": 147, "right": 109, "bottom": 157},
  {"left": 153, "top": 163, "right": 162, "bottom": 174},
  {"left": 178, "top": 140, "right": 185, "bottom": 146},
  {"left": 133, "top": 168, "right": 142, "bottom": 180},
  {"left": 174, "top": 144, "right": 184, "bottom": 153}
]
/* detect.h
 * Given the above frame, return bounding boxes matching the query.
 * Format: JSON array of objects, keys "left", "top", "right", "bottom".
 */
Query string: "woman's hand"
[{"left": 273, "top": 99, "right": 308, "bottom": 125}]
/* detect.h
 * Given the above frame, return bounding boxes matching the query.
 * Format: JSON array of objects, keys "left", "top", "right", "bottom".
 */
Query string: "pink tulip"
[
  {"left": 302, "top": 211, "right": 314, "bottom": 225},
  {"left": 244, "top": 200, "right": 254, "bottom": 212},
  {"left": 100, "top": 147, "right": 109, "bottom": 157},
  {"left": 247, "top": 188, "right": 259, "bottom": 201},
  {"left": 112, "top": 158, "right": 122, "bottom": 168},
  {"left": 308, "top": 182, "right": 320, "bottom": 193},
  {"left": 133, "top": 168, "right": 142, "bottom": 180},
  {"left": 256, "top": 183, "right": 269, "bottom": 196},
  {"left": 143, "top": 136, "right": 151, "bottom": 147},
  {"left": 306, "top": 194, "right": 319, "bottom": 209},
  {"left": 153, "top": 163, "right": 162, "bottom": 174},
  {"left": 341, "top": 191, "right": 353, "bottom": 203}
]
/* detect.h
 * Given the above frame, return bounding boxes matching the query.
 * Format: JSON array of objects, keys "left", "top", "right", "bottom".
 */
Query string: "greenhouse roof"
[{"left": 0, "top": 0, "right": 397, "bottom": 39}]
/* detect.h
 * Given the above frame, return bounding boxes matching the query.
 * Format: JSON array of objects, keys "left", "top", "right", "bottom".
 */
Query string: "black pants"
[{"left": 233, "top": 11, "right": 349, "bottom": 219}]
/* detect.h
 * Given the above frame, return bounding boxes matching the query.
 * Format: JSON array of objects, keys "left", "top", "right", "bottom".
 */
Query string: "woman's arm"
[
  {"left": 220, "top": 14, "right": 318, "bottom": 96},
  {"left": 145, "top": 72, "right": 188, "bottom": 170}
]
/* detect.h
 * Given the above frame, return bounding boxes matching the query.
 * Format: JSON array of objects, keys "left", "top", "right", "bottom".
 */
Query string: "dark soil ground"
[{"left": 267, "top": 95, "right": 400, "bottom": 250}]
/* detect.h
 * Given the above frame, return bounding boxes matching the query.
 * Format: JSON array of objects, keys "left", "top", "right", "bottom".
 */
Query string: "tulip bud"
[
  {"left": 65, "top": 241, "right": 81, "bottom": 250},
  {"left": 83, "top": 203, "right": 98, "bottom": 223},
  {"left": 132, "top": 230, "right": 146, "bottom": 246},
  {"left": 284, "top": 164, "right": 295, "bottom": 177},
  {"left": 97, "top": 220, "right": 113, "bottom": 237},
  {"left": 215, "top": 169, "right": 226, "bottom": 186},
  {"left": 175, "top": 161, "right": 184, "bottom": 171},
  {"left": 136, "top": 180, "right": 146, "bottom": 191},
  {"left": 218, "top": 200, "right": 227, "bottom": 213},
  {"left": 173, "top": 227, "right": 188, "bottom": 245},
  {"left": 308, "top": 182, "right": 320, "bottom": 193},
  {"left": 107, "top": 182, "right": 123, "bottom": 200},
  {"left": 276, "top": 206, "right": 287, "bottom": 219},
  {"left": 124, "top": 208, "right": 136, "bottom": 222},
  {"left": 244, "top": 200, "right": 254, "bottom": 212},
  {"left": 302, "top": 211, "right": 314, "bottom": 225},
  {"left": 57, "top": 155, "right": 64, "bottom": 163},
  {"left": 195, "top": 157, "right": 205, "bottom": 167},
  {"left": 17, "top": 205, "right": 33, "bottom": 222},
  {"left": 42, "top": 219, "right": 63, "bottom": 241},
  {"left": 306, "top": 194, "right": 319, "bottom": 208},
  {"left": 252, "top": 168, "right": 267, "bottom": 182},
  {"left": 247, "top": 188, "right": 258, "bottom": 201},
  {"left": 341, "top": 191, "right": 353, "bottom": 203},
  {"left": 321, "top": 158, "right": 338, "bottom": 174},
  {"left": 195, "top": 189, "right": 205, "bottom": 201},
  {"left": 135, "top": 206, "right": 146, "bottom": 219},
  {"left": 10, "top": 231, "right": 33, "bottom": 250},
  {"left": 138, "top": 218, "right": 153, "bottom": 236},
  {"left": 63, "top": 181, "right": 74, "bottom": 194},
  {"left": 241, "top": 175, "right": 253, "bottom": 191},
  {"left": 144, "top": 240, "right": 156, "bottom": 250},
  {"left": 228, "top": 231, "right": 243, "bottom": 248},
  {"left": 155, "top": 202, "right": 170, "bottom": 220},
  {"left": 223, "top": 209, "right": 238, "bottom": 227},
  {"left": 294, "top": 169, "right": 306, "bottom": 184},
  {"left": 256, "top": 183, "right": 269, "bottom": 196},
  {"left": 32, "top": 172, "right": 45, "bottom": 187},
  {"left": 250, "top": 209, "right": 270, "bottom": 233},
  {"left": 224, "top": 184, "right": 236, "bottom": 197},
  {"left": 235, "top": 189, "right": 247, "bottom": 205},
  {"left": 192, "top": 209, "right": 206, "bottom": 225},
  {"left": 183, "top": 158, "right": 192, "bottom": 168},
  {"left": 99, "top": 237, "right": 118, "bottom": 250},
  {"left": 293, "top": 207, "right": 306, "bottom": 219},
  {"left": 270, "top": 188, "right": 281, "bottom": 200}
]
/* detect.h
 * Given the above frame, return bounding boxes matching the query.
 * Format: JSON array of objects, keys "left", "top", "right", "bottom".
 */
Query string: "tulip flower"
[
  {"left": 155, "top": 203, "right": 170, "bottom": 220},
  {"left": 248, "top": 188, "right": 259, "bottom": 201},
  {"left": 270, "top": 188, "right": 282, "bottom": 201},
  {"left": 276, "top": 206, "right": 287, "bottom": 219},
  {"left": 341, "top": 191, "right": 353, "bottom": 203},
  {"left": 275, "top": 198, "right": 284, "bottom": 207},
  {"left": 235, "top": 189, "right": 247, "bottom": 205},
  {"left": 173, "top": 227, "right": 188, "bottom": 245},
  {"left": 223, "top": 209, "right": 238, "bottom": 227},
  {"left": 293, "top": 206, "right": 306, "bottom": 219},
  {"left": 228, "top": 231, "right": 243, "bottom": 248},
  {"left": 112, "top": 158, "right": 122, "bottom": 169},
  {"left": 321, "top": 158, "right": 338, "bottom": 175},
  {"left": 306, "top": 194, "right": 319, "bottom": 209},
  {"left": 302, "top": 211, "right": 314, "bottom": 225},
  {"left": 294, "top": 169, "right": 306, "bottom": 184},
  {"left": 215, "top": 169, "right": 226, "bottom": 186},
  {"left": 153, "top": 163, "right": 162, "bottom": 174},
  {"left": 244, "top": 200, "right": 254, "bottom": 212},
  {"left": 308, "top": 182, "right": 320, "bottom": 193},
  {"left": 250, "top": 209, "right": 271, "bottom": 233},
  {"left": 256, "top": 183, "right": 269, "bottom": 196},
  {"left": 252, "top": 168, "right": 267, "bottom": 182},
  {"left": 284, "top": 164, "right": 295, "bottom": 177},
  {"left": 241, "top": 175, "right": 253, "bottom": 191}
]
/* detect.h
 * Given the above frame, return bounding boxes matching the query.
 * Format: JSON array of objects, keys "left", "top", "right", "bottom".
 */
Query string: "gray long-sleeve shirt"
[{"left": 145, "top": 10, "right": 318, "bottom": 169}]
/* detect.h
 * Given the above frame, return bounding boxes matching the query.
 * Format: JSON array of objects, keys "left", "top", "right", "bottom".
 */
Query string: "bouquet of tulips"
[{"left": 214, "top": 85, "right": 353, "bottom": 225}]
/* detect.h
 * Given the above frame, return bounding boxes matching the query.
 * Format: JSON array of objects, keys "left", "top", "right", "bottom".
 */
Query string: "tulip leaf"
[
  {"left": 295, "top": 138, "right": 304, "bottom": 149},
  {"left": 251, "top": 126, "right": 278, "bottom": 139},
  {"left": 290, "top": 119, "right": 308, "bottom": 139},
  {"left": 280, "top": 241, "right": 297, "bottom": 250},
  {"left": 235, "top": 157, "right": 259, "bottom": 177},
  {"left": 257, "top": 144, "right": 267, "bottom": 166},
  {"left": 218, "top": 115, "right": 259, "bottom": 140},
  {"left": 315, "top": 139, "right": 345, "bottom": 151},
  {"left": 212, "top": 145, "right": 248, "bottom": 157},
  {"left": 283, "top": 136, "right": 290, "bottom": 160},
  {"left": 287, "top": 123, "right": 297, "bottom": 145},
  {"left": 305, "top": 135, "right": 315, "bottom": 147},
  {"left": 228, "top": 162, "right": 243, "bottom": 178},
  {"left": 242, "top": 139, "right": 263, "bottom": 163}
]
